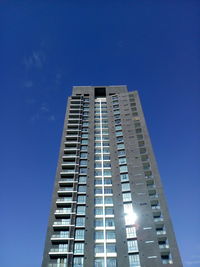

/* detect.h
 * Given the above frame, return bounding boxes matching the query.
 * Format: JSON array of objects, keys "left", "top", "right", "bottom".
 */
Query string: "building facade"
[{"left": 42, "top": 86, "right": 182, "bottom": 267}]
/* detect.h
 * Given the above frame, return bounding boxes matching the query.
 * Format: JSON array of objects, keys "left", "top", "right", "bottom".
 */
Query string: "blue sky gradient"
[{"left": 1, "top": 1, "right": 200, "bottom": 266}]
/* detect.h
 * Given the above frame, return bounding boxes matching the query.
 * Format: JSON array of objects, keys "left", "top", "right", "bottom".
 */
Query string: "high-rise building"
[{"left": 42, "top": 86, "right": 182, "bottom": 267}]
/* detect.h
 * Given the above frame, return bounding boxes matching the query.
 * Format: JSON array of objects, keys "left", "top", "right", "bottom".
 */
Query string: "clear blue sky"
[{"left": 0, "top": 1, "right": 199, "bottom": 266}]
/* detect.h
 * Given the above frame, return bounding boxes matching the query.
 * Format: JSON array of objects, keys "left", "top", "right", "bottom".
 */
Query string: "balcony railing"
[{"left": 156, "top": 230, "right": 166, "bottom": 235}]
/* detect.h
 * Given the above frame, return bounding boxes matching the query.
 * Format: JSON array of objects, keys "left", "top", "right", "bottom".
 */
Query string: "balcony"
[
  {"left": 56, "top": 197, "right": 75, "bottom": 205},
  {"left": 53, "top": 220, "right": 74, "bottom": 228},
  {"left": 59, "top": 179, "right": 78, "bottom": 185},
  {"left": 156, "top": 230, "right": 166, "bottom": 235},
  {"left": 54, "top": 209, "right": 75, "bottom": 217},
  {"left": 154, "top": 217, "right": 164, "bottom": 222},
  {"left": 58, "top": 188, "right": 76, "bottom": 196},
  {"left": 51, "top": 233, "right": 74, "bottom": 241}
]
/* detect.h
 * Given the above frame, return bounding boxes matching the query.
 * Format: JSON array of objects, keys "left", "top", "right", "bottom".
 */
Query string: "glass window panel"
[
  {"left": 106, "top": 244, "right": 116, "bottom": 253},
  {"left": 95, "top": 231, "right": 104, "bottom": 240},
  {"left": 104, "top": 197, "right": 113, "bottom": 204},
  {"left": 115, "top": 125, "right": 122, "bottom": 131},
  {"left": 120, "top": 173, "right": 129, "bottom": 182},
  {"left": 75, "top": 229, "right": 85, "bottom": 239},
  {"left": 126, "top": 226, "right": 137, "bottom": 238},
  {"left": 105, "top": 218, "right": 115, "bottom": 227},
  {"left": 80, "top": 168, "right": 87, "bottom": 174},
  {"left": 115, "top": 131, "right": 123, "bottom": 136},
  {"left": 127, "top": 240, "right": 138, "bottom": 252},
  {"left": 117, "top": 143, "right": 125, "bottom": 149},
  {"left": 106, "top": 231, "right": 116, "bottom": 239},
  {"left": 73, "top": 257, "right": 84, "bottom": 267},
  {"left": 95, "top": 207, "right": 103, "bottom": 215},
  {"left": 81, "top": 139, "right": 88, "bottom": 145},
  {"left": 76, "top": 217, "right": 85, "bottom": 227},
  {"left": 80, "top": 152, "right": 87, "bottom": 159},
  {"left": 118, "top": 150, "right": 126, "bottom": 156},
  {"left": 95, "top": 188, "right": 103, "bottom": 194},
  {"left": 74, "top": 243, "right": 84, "bottom": 254},
  {"left": 122, "top": 193, "right": 132, "bottom": 202},
  {"left": 80, "top": 160, "right": 87, "bottom": 166},
  {"left": 119, "top": 157, "right": 127, "bottom": 164},
  {"left": 104, "top": 188, "right": 113, "bottom": 194},
  {"left": 120, "top": 165, "right": 128, "bottom": 173},
  {"left": 129, "top": 254, "right": 141, "bottom": 267},
  {"left": 95, "top": 244, "right": 104, "bottom": 253},
  {"left": 94, "top": 258, "right": 104, "bottom": 267},
  {"left": 79, "top": 176, "right": 87, "bottom": 183},
  {"left": 105, "top": 207, "right": 114, "bottom": 215},
  {"left": 77, "top": 195, "right": 86, "bottom": 203},
  {"left": 95, "top": 197, "right": 103, "bottom": 204},
  {"left": 95, "top": 218, "right": 104, "bottom": 227},
  {"left": 77, "top": 206, "right": 86, "bottom": 215},
  {"left": 121, "top": 183, "right": 130, "bottom": 192}
]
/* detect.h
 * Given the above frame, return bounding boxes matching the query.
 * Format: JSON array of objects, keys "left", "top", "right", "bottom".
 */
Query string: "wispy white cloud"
[
  {"left": 23, "top": 50, "right": 45, "bottom": 69},
  {"left": 31, "top": 103, "right": 55, "bottom": 122}
]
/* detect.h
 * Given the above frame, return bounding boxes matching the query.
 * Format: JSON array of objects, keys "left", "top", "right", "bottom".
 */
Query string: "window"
[
  {"left": 74, "top": 243, "right": 84, "bottom": 254},
  {"left": 126, "top": 226, "right": 137, "bottom": 238},
  {"left": 75, "top": 229, "right": 85, "bottom": 239},
  {"left": 116, "top": 136, "right": 123, "bottom": 142},
  {"left": 118, "top": 150, "right": 126, "bottom": 156},
  {"left": 80, "top": 152, "right": 87, "bottom": 159},
  {"left": 115, "top": 131, "right": 123, "bottom": 136},
  {"left": 114, "top": 114, "right": 120, "bottom": 119},
  {"left": 95, "top": 188, "right": 103, "bottom": 194},
  {"left": 77, "top": 206, "right": 86, "bottom": 215},
  {"left": 104, "top": 197, "right": 113, "bottom": 204},
  {"left": 127, "top": 240, "right": 139, "bottom": 252},
  {"left": 120, "top": 173, "right": 129, "bottom": 182},
  {"left": 80, "top": 145, "right": 88, "bottom": 151},
  {"left": 105, "top": 218, "right": 115, "bottom": 227},
  {"left": 95, "top": 197, "right": 103, "bottom": 204},
  {"left": 117, "top": 143, "right": 125, "bottom": 149},
  {"left": 120, "top": 165, "right": 128, "bottom": 173},
  {"left": 95, "top": 179, "right": 102, "bottom": 185},
  {"left": 95, "top": 218, "right": 103, "bottom": 227},
  {"left": 79, "top": 176, "right": 87, "bottom": 184},
  {"left": 115, "top": 125, "right": 122, "bottom": 131},
  {"left": 81, "top": 139, "right": 88, "bottom": 145},
  {"left": 77, "top": 195, "right": 86, "bottom": 203},
  {"left": 106, "top": 244, "right": 116, "bottom": 253},
  {"left": 76, "top": 217, "right": 85, "bottom": 227},
  {"left": 107, "top": 258, "right": 117, "bottom": 267},
  {"left": 115, "top": 119, "right": 121, "bottom": 125},
  {"left": 106, "top": 231, "right": 116, "bottom": 239},
  {"left": 105, "top": 207, "right": 114, "bottom": 215},
  {"left": 121, "top": 183, "right": 130, "bottom": 192},
  {"left": 104, "top": 188, "right": 113, "bottom": 194},
  {"left": 95, "top": 231, "right": 104, "bottom": 240},
  {"left": 119, "top": 157, "right": 127, "bottom": 164},
  {"left": 79, "top": 168, "right": 87, "bottom": 174},
  {"left": 122, "top": 193, "right": 132, "bottom": 202},
  {"left": 104, "top": 170, "right": 112, "bottom": 176},
  {"left": 129, "top": 254, "right": 140, "bottom": 267},
  {"left": 78, "top": 185, "right": 86, "bottom": 193},
  {"left": 95, "top": 244, "right": 104, "bottom": 253},
  {"left": 79, "top": 160, "right": 87, "bottom": 166},
  {"left": 104, "top": 178, "right": 112, "bottom": 184},
  {"left": 95, "top": 207, "right": 103, "bottom": 215},
  {"left": 94, "top": 258, "right": 104, "bottom": 267},
  {"left": 83, "top": 122, "right": 89, "bottom": 126},
  {"left": 73, "top": 257, "right": 84, "bottom": 267}
]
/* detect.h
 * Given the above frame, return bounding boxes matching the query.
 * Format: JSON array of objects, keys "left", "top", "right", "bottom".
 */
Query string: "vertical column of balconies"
[
  {"left": 112, "top": 94, "right": 141, "bottom": 267},
  {"left": 129, "top": 93, "right": 173, "bottom": 265},
  {"left": 48, "top": 96, "right": 83, "bottom": 267},
  {"left": 94, "top": 98, "right": 117, "bottom": 267},
  {"left": 72, "top": 97, "right": 90, "bottom": 267}
]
